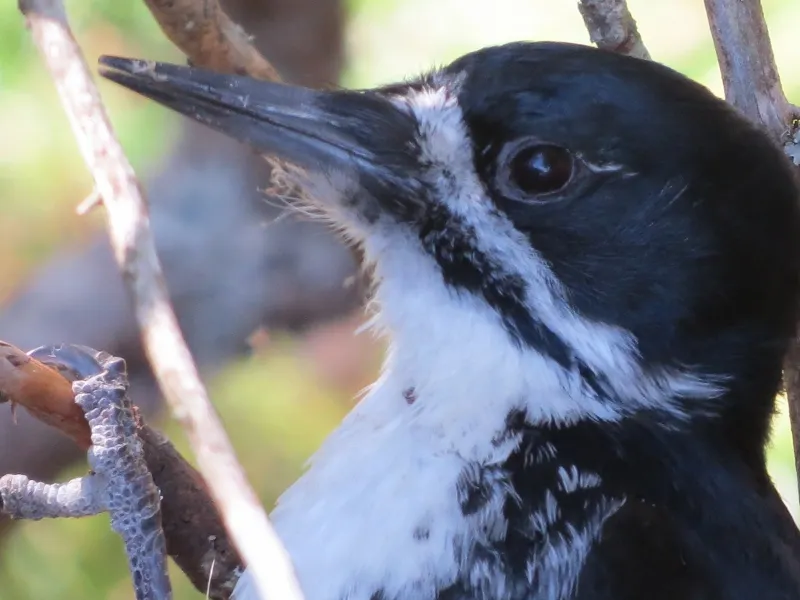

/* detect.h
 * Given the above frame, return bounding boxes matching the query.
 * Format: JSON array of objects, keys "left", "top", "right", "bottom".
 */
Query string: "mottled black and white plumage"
[{"left": 99, "top": 42, "right": 800, "bottom": 600}]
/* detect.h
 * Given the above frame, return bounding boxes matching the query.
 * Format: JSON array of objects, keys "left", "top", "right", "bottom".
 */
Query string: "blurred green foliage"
[{"left": 1, "top": 0, "right": 800, "bottom": 597}]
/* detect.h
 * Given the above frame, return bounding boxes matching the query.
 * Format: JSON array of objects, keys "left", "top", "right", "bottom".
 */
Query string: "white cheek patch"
[
  {"left": 360, "top": 228, "right": 622, "bottom": 434},
  {"left": 395, "top": 82, "right": 725, "bottom": 418}
]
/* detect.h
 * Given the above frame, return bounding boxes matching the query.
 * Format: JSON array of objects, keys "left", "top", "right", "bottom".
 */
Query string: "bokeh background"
[{"left": 1, "top": 0, "right": 800, "bottom": 597}]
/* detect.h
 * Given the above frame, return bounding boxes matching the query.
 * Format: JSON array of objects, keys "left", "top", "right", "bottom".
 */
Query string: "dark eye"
[{"left": 508, "top": 144, "right": 574, "bottom": 196}]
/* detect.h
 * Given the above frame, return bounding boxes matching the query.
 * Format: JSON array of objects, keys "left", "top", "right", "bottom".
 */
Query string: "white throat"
[{"left": 232, "top": 243, "right": 636, "bottom": 600}]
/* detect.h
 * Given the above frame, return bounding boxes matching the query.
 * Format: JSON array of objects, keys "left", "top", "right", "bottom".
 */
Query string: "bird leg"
[{"left": 0, "top": 344, "right": 172, "bottom": 600}]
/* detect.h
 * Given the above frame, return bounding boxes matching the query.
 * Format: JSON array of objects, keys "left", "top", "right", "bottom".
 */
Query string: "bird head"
[{"left": 99, "top": 42, "right": 800, "bottom": 462}]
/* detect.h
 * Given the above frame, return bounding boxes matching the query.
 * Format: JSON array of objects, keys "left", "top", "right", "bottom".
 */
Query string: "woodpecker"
[{"left": 99, "top": 42, "right": 800, "bottom": 600}]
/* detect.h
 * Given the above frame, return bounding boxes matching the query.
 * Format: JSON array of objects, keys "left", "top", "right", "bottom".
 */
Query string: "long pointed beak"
[{"left": 98, "top": 56, "right": 421, "bottom": 212}]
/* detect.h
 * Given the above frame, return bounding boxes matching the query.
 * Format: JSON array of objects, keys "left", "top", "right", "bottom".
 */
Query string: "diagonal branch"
[
  {"left": 140, "top": 0, "right": 281, "bottom": 80},
  {"left": 0, "top": 0, "right": 351, "bottom": 548},
  {"left": 16, "top": 0, "right": 303, "bottom": 598},
  {"left": 703, "top": 0, "right": 796, "bottom": 141}
]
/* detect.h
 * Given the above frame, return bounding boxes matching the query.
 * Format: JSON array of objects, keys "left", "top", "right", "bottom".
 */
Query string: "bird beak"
[{"left": 98, "top": 56, "right": 422, "bottom": 221}]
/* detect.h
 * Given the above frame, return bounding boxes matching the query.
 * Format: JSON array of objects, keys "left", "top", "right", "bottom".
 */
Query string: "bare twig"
[
  {"left": 0, "top": 0, "right": 350, "bottom": 554},
  {"left": 17, "top": 1, "right": 303, "bottom": 599},
  {"left": 141, "top": 0, "right": 280, "bottom": 81},
  {"left": 702, "top": 0, "right": 800, "bottom": 503},
  {"left": 0, "top": 341, "right": 91, "bottom": 449},
  {"left": 76, "top": 187, "right": 102, "bottom": 215},
  {"left": 135, "top": 415, "right": 243, "bottom": 598},
  {"left": 784, "top": 344, "right": 800, "bottom": 503},
  {"left": 577, "top": 0, "right": 650, "bottom": 60},
  {"left": 703, "top": 0, "right": 795, "bottom": 142}
]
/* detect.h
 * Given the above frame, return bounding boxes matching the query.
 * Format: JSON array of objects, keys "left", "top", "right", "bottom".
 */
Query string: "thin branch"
[
  {"left": 141, "top": 0, "right": 281, "bottom": 80},
  {"left": 577, "top": 0, "right": 650, "bottom": 60},
  {"left": 0, "top": 341, "right": 91, "bottom": 449},
  {"left": 16, "top": 1, "right": 303, "bottom": 599},
  {"left": 703, "top": 0, "right": 795, "bottom": 142},
  {"left": 702, "top": 0, "right": 800, "bottom": 504},
  {"left": 135, "top": 415, "right": 244, "bottom": 598},
  {"left": 0, "top": 0, "right": 349, "bottom": 546},
  {"left": 784, "top": 344, "right": 800, "bottom": 503}
]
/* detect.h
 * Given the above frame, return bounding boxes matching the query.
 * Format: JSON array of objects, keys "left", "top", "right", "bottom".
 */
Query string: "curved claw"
[{"left": 27, "top": 343, "right": 107, "bottom": 383}]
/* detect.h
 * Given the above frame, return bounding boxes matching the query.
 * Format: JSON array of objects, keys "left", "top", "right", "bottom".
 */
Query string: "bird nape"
[{"left": 99, "top": 42, "right": 800, "bottom": 600}]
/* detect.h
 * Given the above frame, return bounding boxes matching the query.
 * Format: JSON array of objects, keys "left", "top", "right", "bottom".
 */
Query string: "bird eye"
[{"left": 507, "top": 144, "right": 574, "bottom": 196}]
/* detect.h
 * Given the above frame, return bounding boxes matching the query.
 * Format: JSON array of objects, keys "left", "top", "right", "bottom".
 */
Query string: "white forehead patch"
[{"left": 398, "top": 75, "right": 474, "bottom": 176}]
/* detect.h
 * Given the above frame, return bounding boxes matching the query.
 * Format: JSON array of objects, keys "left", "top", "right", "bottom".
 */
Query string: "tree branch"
[
  {"left": 702, "top": 0, "right": 800, "bottom": 504},
  {"left": 16, "top": 0, "right": 303, "bottom": 598},
  {"left": 577, "top": 0, "right": 650, "bottom": 60},
  {"left": 141, "top": 0, "right": 281, "bottom": 80},
  {"left": 0, "top": 341, "right": 91, "bottom": 449},
  {"left": 0, "top": 0, "right": 352, "bottom": 543},
  {"left": 785, "top": 344, "right": 800, "bottom": 502},
  {"left": 703, "top": 0, "right": 796, "bottom": 141}
]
